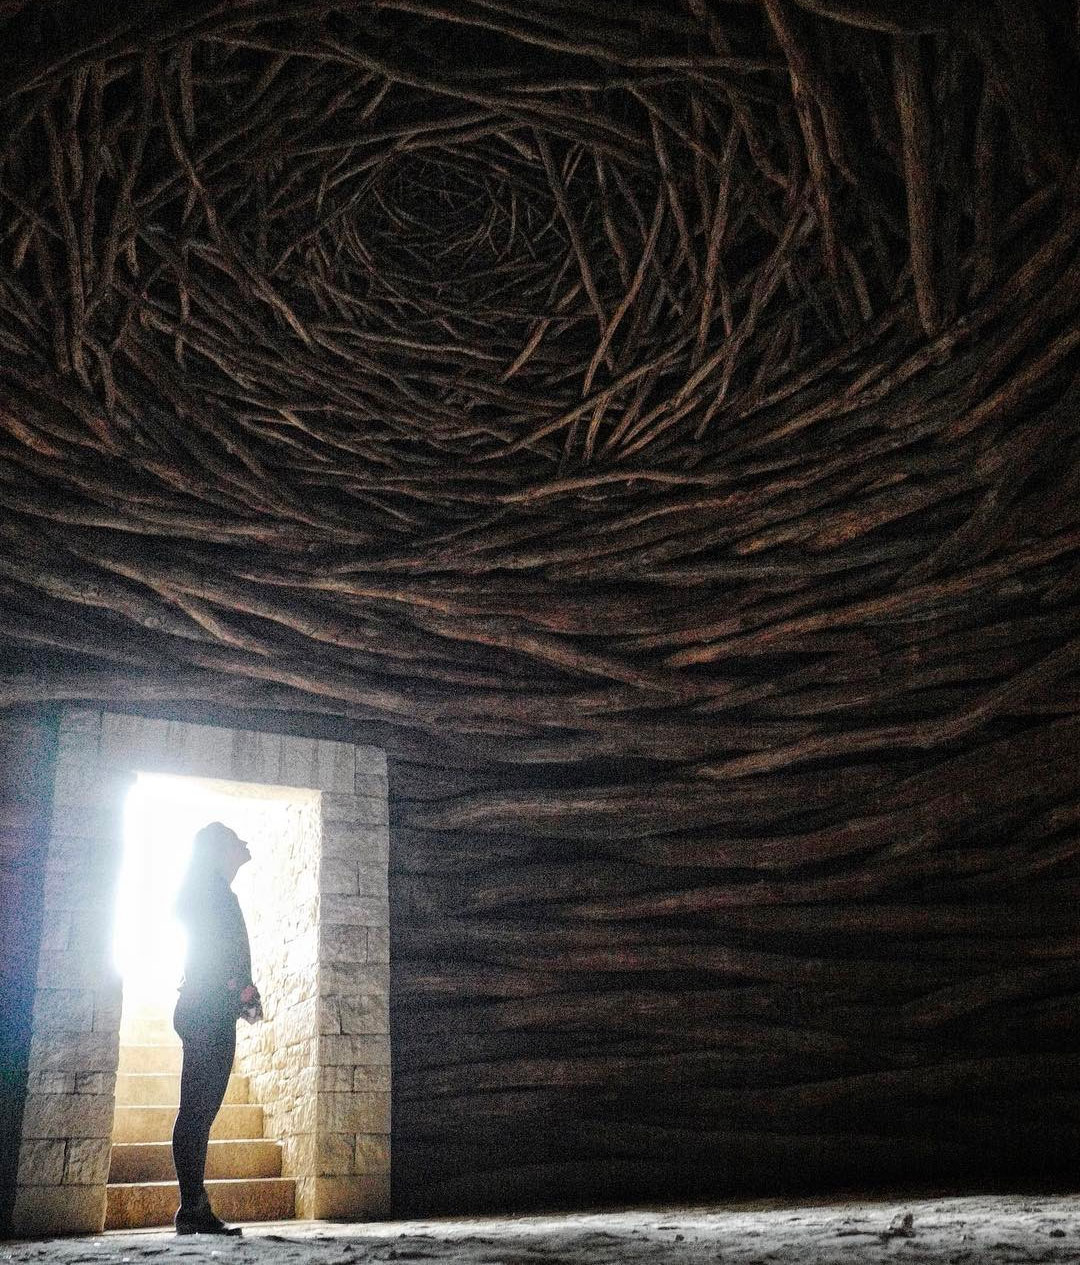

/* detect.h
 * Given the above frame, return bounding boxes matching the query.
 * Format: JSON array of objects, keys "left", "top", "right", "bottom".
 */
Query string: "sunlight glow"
[{"left": 113, "top": 773, "right": 255, "bottom": 1000}]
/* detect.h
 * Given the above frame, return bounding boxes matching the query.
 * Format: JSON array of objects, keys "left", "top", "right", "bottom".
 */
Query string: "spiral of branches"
[
  {"left": 0, "top": 0, "right": 1076, "bottom": 750},
  {"left": 3, "top": 0, "right": 1080, "bottom": 1214}
]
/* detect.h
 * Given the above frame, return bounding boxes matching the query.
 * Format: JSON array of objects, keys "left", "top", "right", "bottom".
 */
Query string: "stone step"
[
  {"left": 120, "top": 1010, "right": 179, "bottom": 1042},
  {"left": 118, "top": 1044, "right": 183, "bottom": 1074},
  {"left": 104, "top": 1177, "right": 295, "bottom": 1230},
  {"left": 115, "top": 1072, "right": 249, "bottom": 1107},
  {"left": 109, "top": 1139, "right": 282, "bottom": 1183},
  {"left": 112, "top": 1103, "right": 264, "bottom": 1144}
]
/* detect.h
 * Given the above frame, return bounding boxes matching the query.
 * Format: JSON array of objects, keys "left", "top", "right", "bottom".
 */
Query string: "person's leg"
[
  {"left": 172, "top": 1016, "right": 236, "bottom": 1220},
  {"left": 191, "top": 1023, "right": 235, "bottom": 1213}
]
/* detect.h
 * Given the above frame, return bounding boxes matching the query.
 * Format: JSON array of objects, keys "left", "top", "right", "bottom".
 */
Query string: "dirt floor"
[{"left": 7, "top": 1194, "right": 1080, "bottom": 1264}]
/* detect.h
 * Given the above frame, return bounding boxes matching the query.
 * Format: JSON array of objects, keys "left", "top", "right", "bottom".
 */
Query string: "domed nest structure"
[{"left": 1, "top": 0, "right": 1079, "bottom": 1215}]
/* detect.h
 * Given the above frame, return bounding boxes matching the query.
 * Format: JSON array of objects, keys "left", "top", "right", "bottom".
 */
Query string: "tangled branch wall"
[{"left": 1, "top": 0, "right": 1079, "bottom": 1212}]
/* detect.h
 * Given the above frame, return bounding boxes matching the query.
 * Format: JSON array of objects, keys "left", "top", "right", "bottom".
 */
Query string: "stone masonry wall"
[
  {"left": 11, "top": 710, "right": 126, "bottom": 1236},
  {"left": 234, "top": 792, "right": 323, "bottom": 1216},
  {"left": 313, "top": 775, "right": 391, "bottom": 1218},
  {"left": 10, "top": 709, "right": 390, "bottom": 1236},
  {"left": 0, "top": 708, "right": 58, "bottom": 1238}
]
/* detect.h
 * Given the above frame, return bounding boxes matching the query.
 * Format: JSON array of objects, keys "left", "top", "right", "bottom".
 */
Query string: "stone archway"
[{"left": 11, "top": 708, "right": 390, "bottom": 1237}]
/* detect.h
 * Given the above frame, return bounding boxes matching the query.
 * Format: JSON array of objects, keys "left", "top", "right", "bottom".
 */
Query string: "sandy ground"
[{"left": 7, "top": 1194, "right": 1080, "bottom": 1264}]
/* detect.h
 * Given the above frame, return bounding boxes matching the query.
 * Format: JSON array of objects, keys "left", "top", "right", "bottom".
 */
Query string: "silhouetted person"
[{"left": 171, "top": 822, "right": 262, "bottom": 1236}]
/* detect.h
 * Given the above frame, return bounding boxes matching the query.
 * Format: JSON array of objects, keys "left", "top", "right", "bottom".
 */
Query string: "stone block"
[
  {"left": 65, "top": 907, "right": 112, "bottom": 958},
  {"left": 320, "top": 895, "right": 389, "bottom": 927},
  {"left": 319, "top": 1000, "right": 341, "bottom": 1035},
  {"left": 322, "top": 795, "right": 389, "bottom": 829},
  {"left": 353, "top": 1064, "right": 391, "bottom": 1092},
  {"left": 312, "top": 1174, "right": 389, "bottom": 1220},
  {"left": 42, "top": 841, "right": 117, "bottom": 883},
  {"left": 339, "top": 996, "right": 389, "bottom": 1036},
  {"left": 321, "top": 924, "right": 368, "bottom": 964},
  {"left": 104, "top": 715, "right": 237, "bottom": 778},
  {"left": 32, "top": 988, "right": 94, "bottom": 1033},
  {"left": 11, "top": 1184, "right": 107, "bottom": 1236},
  {"left": 281, "top": 1093, "right": 317, "bottom": 1135},
  {"left": 280, "top": 1033, "right": 314, "bottom": 1062},
  {"left": 322, "top": 1034, "right": 391, "bottom": 1066},
  {"left": 50, "top": 752, "right": 101, "bottom": 807},
  {"left": 93, "top": 986, "right": 124, "bottom": 1032},
  {"left": 31, "top": 1072, "right": 75, "bottom": 1095},
  {"left": 43, "top": 861, "right": 118, "bottom": 911},
  {"left": 356, "top": 863, "right": 387, "bottom": 896},
  {"left": 279, "top": 737, "right": 355, "bottom": 793},
  {"left": 354, "top": 1134, "right": 391, "bottom": 1173},
  {"left": 295, "top": 1055, "right": 321, "bottom": 1090},
  {"left": 16, "top": 1139, "right": 66, "bottom": 1185},
  {"left": 321, "top": 822, "right": 390, "bottom": 863},
  {"left": 75, "top": 1072, "right": 114, "bottom": 1096},
  {"left": 320, "top": 859, "right": 359, "bottom": 895},
  {"left": 293, "top": 1175, "right": 318, "bottom": 1221},
  {"left": 48, "top": 802, "right": 117, "bottom": 842},
  {"left": 355, "top": 747, "right": 388, "bottom": 778},
  {"left": 100, "top": 712, "right": 165, "bottom": 761},
  {"left": 36, "top": 950, "right": 114, "bottom": 989},
  {"left": 316, "top": 1132, "right": 355, "bottom": 1177},
  {"left": 226, "top": 730, "right": 287, "bottom": 786},
  {"left": 319, "top": 1092, "right": 390, "bottom": 1134},
  {"left": 278, "top": 942, "right": 320, "bottom": 984},
  {"left": 58, "top": 709, "right": 103, "bottom": 743},
  {"left": 293, "top": 1064, "right": 319, "bottom": 1093},
  {"left": 237, "top": 1024, "right": 273, "bottom": 1059},
  {"left": 275, "top": 994, "right": 318, "bottom": 1039},
  {"left": 283, "top": 1133, "right": 316, "bottom": 1178},
  {"left": 276, "top": 903, "right": 318, "bottom": 939},
  {"left": 353, "top": 773, "right": 389, "bottom": 801},
  {"left": 28, "top": 1031, "right": 117, "bottom": 1075},
  {"left": 321, "top": 964, "right": 390, "bottom": 997},
  {"left": 317, "top": 1065, "right": 354, "bottom": 1092},
  {"left": 367, "top": 926, "right": 390, "bottom": 963},
  {"left": 65, "top": 1137, "right": 112, "bottom": 1184},
  {"left": 20, "top": 1092, "right": 113, "bottom": 1138}
]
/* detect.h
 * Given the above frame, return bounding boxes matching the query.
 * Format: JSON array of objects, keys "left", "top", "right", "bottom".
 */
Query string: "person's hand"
[{"left": 239, "top": 983, "right": 263, "bottom": 1023}]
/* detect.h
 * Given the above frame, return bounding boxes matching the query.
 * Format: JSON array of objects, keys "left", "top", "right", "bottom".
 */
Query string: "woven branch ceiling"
[{"left": 0, "top": 1, "right": 1078, "bottom": 767}]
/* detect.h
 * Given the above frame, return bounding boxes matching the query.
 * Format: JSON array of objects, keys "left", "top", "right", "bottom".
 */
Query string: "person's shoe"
[{"left": 174, "top": 1207, "right": 242, "bottom": 1236}]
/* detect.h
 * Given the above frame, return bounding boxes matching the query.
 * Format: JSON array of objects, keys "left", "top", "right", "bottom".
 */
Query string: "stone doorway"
[{"left": 11, "top": 710, "right": 390, "bottom": 1237}]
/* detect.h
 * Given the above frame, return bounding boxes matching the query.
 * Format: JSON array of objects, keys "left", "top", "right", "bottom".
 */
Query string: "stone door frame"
[{"left": 12, "top": 708, "right": 390, "bottom": 1237}]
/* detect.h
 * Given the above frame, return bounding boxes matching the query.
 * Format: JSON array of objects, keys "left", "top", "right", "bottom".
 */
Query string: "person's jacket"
[{"left": 175, "top": 867, "right": 253, "bottom": 1024}]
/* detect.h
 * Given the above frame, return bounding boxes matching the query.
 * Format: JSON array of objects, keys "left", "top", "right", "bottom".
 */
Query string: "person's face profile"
[
  {"left": 229, "top": 832, "right": 251, "bottom": 871},
  {"left": 207, "top": 825, "right": 250, "bottom": 879}
]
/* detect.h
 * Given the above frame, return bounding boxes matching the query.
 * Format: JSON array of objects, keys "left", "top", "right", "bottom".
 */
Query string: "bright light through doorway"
[{"left": 113, "top": 772, "right": 261, "bottom": 1000}]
